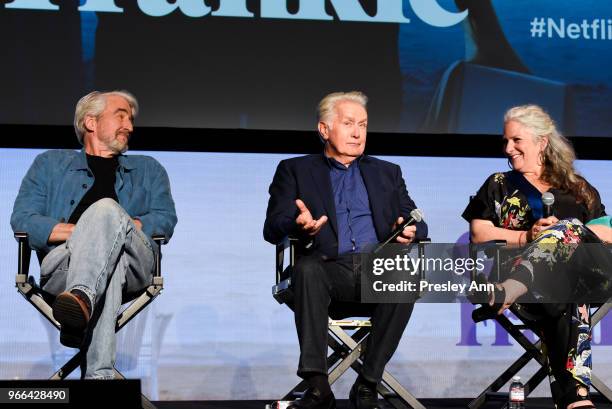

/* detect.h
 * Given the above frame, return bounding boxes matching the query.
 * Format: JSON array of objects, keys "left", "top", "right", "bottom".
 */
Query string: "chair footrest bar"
[{"left": 329, "top": 319, "right": 371, "bottom": 327}]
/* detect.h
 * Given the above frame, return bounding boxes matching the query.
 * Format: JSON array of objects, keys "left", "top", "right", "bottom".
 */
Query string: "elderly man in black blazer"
[{"left": 264, "top": 91, "right": 427, "bottom": 409}]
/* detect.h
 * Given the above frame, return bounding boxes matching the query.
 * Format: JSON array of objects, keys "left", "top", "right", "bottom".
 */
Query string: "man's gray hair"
[
  {"left": 317, "top": 91, "right": 368, "bottom": 125},
  {"left": 74, "top": 90, "right": 139, "bottom": 144}
]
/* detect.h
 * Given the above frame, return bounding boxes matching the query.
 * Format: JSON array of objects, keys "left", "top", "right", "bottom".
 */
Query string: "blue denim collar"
[{"left": 69, "top": 149, "right": 136, "bottom": 171}]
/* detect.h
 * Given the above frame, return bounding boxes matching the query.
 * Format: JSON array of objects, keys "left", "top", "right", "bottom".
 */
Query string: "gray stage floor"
[{"left": 153, "top": 398, "right": 612, "bottom": 409}]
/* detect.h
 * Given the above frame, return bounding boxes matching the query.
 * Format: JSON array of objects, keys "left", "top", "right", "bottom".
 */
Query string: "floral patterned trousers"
[{"left": 508, "top": 219, "right": 612, "bottom": 406}]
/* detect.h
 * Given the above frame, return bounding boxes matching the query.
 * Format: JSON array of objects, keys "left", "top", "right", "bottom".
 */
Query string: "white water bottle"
[{"left": 509, "top": 375, "right": 525, "bottom": 409}]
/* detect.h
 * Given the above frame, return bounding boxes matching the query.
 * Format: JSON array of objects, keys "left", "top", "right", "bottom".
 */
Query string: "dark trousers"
[{"left": 292, "top": 254, "right": 414, "bottom": 383}]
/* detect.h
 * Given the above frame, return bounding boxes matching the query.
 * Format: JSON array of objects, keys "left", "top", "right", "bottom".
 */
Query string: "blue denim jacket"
[{"left": 11, "top": 149, "right": 178, "bottom": 254}]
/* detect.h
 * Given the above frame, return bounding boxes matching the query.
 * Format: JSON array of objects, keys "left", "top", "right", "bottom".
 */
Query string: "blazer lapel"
[{"left": 310, "top": 155, "right": 338, "bottom": 237}]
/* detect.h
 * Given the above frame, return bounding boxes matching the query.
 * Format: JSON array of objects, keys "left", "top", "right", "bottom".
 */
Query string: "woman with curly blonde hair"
[{"left": 463, "top": 104, "right": 611, "bottom": 409}]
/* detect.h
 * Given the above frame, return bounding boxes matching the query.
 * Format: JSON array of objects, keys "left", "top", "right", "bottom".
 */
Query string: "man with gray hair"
[
  {"left": 264, "top": 91, "right": 427, "bottom": 409},
  {"left": 11, "top": 90, "right": 177, "bottom": 379}
]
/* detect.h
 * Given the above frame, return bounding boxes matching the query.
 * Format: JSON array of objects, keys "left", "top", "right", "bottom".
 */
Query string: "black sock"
[
  {"left": 357, "top": 374, "right": 378, "bottom": 390},
  {"left": 304, "top": 373, "right": 331, "bottom": 397}
]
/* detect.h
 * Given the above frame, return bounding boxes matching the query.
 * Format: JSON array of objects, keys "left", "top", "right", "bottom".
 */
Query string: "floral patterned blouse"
[{"left": 462, "top": 171, "right": 605, "bottom": 228}]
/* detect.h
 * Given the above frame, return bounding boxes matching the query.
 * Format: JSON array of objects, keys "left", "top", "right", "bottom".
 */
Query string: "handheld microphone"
[
  {"left": 542, "top": 192, "right": 555, "bottom": 218},
  {"left": 374, "top": 209, "right": 424, "bottom": 253}
]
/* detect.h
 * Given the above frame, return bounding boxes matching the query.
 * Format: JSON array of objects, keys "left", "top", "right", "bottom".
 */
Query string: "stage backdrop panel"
[
  {"left": 0, "top": 148, "right": 610, "bottom": 399},
  {"left": 2, "top": 0, "right": 612, "bottom": 136}
]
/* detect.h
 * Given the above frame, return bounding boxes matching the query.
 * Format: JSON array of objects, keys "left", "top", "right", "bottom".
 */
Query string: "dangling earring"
[{"left": 507, "top": 158, "right": 513, "bottom": 169}]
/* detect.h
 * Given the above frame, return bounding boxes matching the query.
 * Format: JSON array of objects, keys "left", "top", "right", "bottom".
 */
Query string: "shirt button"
[
  {"left": 82, "top": 184, "right": 88, "bottom": 189},
  {"left": 70, "top": 200, "right": 75, "bottom": 205}
]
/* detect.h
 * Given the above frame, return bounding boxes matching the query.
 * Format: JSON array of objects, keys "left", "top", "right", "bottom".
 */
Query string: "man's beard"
[{"left": 109, "top": 139, "right": 128, "bottom": 154}]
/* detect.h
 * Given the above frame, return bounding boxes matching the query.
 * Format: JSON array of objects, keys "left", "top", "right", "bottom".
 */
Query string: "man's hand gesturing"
[{"left": 295, "top": 199, "right": 328, "bottom": 236}]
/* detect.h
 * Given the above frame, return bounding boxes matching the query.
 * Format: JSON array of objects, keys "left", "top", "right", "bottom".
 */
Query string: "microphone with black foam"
[
  {"left": 542, "top": 192, "right": 555, "bottom": 218},
  {"left": 374, "top": 208, "right": 424, "bottom": 253}
]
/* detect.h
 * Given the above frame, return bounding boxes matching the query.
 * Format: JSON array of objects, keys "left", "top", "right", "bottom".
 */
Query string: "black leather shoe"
[
  {"left": 287, "top": 387, "right": 336, "bottom": 409},
  {"left": 349, "top": 381, "right": 380, "bottom": 409},
  {"left": 468, "top": 273, "right": 508, "bottom": 323}
]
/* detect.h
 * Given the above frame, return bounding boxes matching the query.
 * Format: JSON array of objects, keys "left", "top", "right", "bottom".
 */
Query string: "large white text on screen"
[{"left": 5, "top": 0, "right": 468, "bottom": 27}]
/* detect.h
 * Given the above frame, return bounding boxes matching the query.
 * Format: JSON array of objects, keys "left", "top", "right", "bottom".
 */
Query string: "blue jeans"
[{"left": 40, "top": 198, "right": 155, "bottom": 379}]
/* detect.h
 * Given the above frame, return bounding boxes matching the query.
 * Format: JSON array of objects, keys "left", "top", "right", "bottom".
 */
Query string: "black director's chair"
[
  {"left": 467, "top": 240, "right": 612, "bottom": 409},
  {"left": 272, "top": 237, "right": 428, "bottom": 409},
  {"left": 14, "top": 232, "right": 166, "bottom": 409}
]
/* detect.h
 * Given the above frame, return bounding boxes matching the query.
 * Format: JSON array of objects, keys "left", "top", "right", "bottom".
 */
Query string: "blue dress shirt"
[{"left": 327, "top": 156, "right": 378, "bottom": 254}]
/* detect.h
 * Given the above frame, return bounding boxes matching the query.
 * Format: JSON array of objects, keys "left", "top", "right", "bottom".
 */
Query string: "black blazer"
[{"left": 263, "top": 154, "right": 427, "bottom": 258}]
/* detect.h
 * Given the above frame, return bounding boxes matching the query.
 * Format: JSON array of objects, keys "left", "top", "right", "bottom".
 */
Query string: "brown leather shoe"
[{"left": 52, "top": 291, "right": 91, "bottom": 348}]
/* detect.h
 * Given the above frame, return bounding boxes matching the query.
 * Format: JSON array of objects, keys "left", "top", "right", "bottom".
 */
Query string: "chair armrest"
[
  {"left": 272, "top": 236, "right": 301, "bottom": 304},
  {"left": 14, "top": 231, "right": 29, "bottom": 241},
  {"left": 151, "top": 234, "right": 167, "bottom": 244},
  {"left": 275, "top": 236, "right": 299, "bottom": 285},
  {"left": 151, "top": 234, "right": 167, "bottom": 278},
  {"left": 14, "top": 232, "right": 32, "bottom": 279},
  {"left": 414, "top": 238, "right": 431, "bottom": 280},
  {"left": 469, "top": 240, "right": 508, "bottom": 281},
  {"left": 470, "top": 239, "right": 507, "bottom": 253}
]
